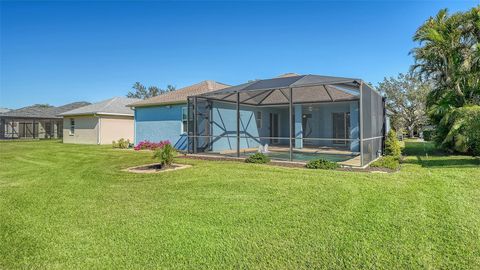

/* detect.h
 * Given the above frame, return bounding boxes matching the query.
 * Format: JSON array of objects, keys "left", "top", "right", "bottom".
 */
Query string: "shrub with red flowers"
[{"left": 134, "top": 140, "right": 171, "bottom": 151}]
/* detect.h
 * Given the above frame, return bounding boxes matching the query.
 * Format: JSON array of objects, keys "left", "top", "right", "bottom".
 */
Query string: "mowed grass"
[{"left": 0, "top": 140, "right": 479, "bottom": 269}]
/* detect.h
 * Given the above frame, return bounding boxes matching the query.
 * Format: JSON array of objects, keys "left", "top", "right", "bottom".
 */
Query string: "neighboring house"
[
  {"left": 127, "top": 80, "right": 230, "bottom": 150},
  {"left": 0, "top": 102, "right": 90, "bottom": 139},
  {"left": 60, "top": 97, "right": 140, "bottom": 144}
]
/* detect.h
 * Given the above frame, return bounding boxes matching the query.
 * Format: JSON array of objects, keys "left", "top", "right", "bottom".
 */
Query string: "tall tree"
[
  {"left": 377, "top": 72, "right": 430, "bottom": 137},
  {"left": 411, "top": 6, "right": 480, "bottom": 150},
  {"left": 127, "top": 83, "right": 176, "bottom": 99}
]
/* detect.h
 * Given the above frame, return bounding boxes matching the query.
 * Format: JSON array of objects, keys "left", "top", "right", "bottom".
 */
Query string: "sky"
[{"left": 0, "top": 0, "right": 477, "bottom": 109}]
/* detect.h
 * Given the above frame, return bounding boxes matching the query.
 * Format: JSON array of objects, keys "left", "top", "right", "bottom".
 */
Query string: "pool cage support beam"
[
  {"left": 193, "top": 96, "right": 197, "bottom": 154},
  {"left": 289, "top": 87, "right": 293, "bottom": 161},
  {"left": 382, "top": 97, "right": 387, "bottom": 155},
  {"left": 236, "top": 92, "right": 240, "bottom": 158},
  {"left": 359, "top": 82, "right": 364, "bottom": 167}
]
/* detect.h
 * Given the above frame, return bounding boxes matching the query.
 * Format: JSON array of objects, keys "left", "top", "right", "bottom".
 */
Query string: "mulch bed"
[
  {"left": 338, "top": 166, "right": 396, "bottom": 173},
  {"left": 124, "top": 163, "right": 191, "bottom": 174}
]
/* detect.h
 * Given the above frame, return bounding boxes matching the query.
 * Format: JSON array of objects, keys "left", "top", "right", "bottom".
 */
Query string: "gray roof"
[
  {"left": 198, "top": 74, "right": 363, "bottom": 105},
  {"left": 0, "top": 108, "right": 11, "bottom": 114},
  {"left": 0, "top": 102, "right": 90, "bottom": 119},
  {"left": 60, "top": 97, "right": 140, "bottom": 116}
]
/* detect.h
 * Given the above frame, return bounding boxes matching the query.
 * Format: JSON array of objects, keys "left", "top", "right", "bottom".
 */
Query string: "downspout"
[
  {"left": 236, "top": 92, "right": 240, "bottom": 158},
  {"left": 96, "top": 114, "right": 101, "bottom": 145},
  {"left": 130, "top": 107, "right": 136, "bottom": 145},
  {"left": 133, "top": 107, "right": 137, "bottom": 146}
]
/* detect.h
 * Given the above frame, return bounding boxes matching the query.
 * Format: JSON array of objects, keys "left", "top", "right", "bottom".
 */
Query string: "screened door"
[
  {"left": 332, "top": 112, "right": 350, "bottom": 145},
  {"left": 270, "top": 113, "right": 280, "bottom": 144},
  {"left": 302, "top": 114, "right": 313, "bottom": 145},
  {"left": 19, "top": 122, "right": 37, "bottom": 138}
]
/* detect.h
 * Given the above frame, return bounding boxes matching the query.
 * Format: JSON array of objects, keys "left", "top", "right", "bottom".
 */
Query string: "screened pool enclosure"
[{"left": 187, "top": 75, "right": 386, "bottom": 167}]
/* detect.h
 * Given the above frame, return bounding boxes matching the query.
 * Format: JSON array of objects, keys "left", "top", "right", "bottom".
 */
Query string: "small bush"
[
  {"left": 385, "top": 130, "right": 402, "bottom": 158},
  {"left": 134, "top": 140, "right": 170, "bottom": 151},
  {"left": 370, "top": 156, "right": 400, "bottom": 170},
  {"left": 245, "top": 153, "right": 270, "bottom": 164},
  {"left": 422, "top": 130, "right": 434, "bottom": 141},
  {"left": 153, "top": 143, "right": 177, "bottom": 166},
  {"left": 306, "top": 159, "right": 340, "bottom": 170},
  {"left": 112, "top": 138, "right": 130, "bottom": 149}
]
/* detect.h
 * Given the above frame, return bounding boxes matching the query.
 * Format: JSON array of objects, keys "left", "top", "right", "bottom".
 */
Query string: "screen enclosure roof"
[{"left": 194, "top": 74, "right": 365, "bottom": 106}]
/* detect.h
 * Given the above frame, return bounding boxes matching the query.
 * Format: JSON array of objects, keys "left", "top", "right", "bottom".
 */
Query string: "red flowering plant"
[{"left": 134, "top": 140, "right": 171, "bottom": 151}]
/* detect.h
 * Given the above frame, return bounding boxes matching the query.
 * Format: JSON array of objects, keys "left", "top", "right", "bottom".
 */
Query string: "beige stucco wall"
[
  {"left": 63, "top": 116, "right": 99, "bottom": 144},
  {"left": 98, "top": 116, "right": 134, "bottom": 144},
  {"left": 62, "top": 115, "right": 134, "bottom": 144}
]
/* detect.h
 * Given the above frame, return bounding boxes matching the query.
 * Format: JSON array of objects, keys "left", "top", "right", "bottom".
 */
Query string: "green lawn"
[{"left": 0, "top": 140, "right": 479, "bottom": 269}]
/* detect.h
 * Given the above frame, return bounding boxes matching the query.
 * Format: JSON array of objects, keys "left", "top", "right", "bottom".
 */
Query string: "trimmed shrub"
[
  {"left": 134, "top": 140, "right": 170, "bottom": 151},
  {"left": 153, "top": 143, "right": 177, "bottom": 166},
  {"left": 370, "top": 156, "right": 400, "bottom": 170},
  {"left": 245, "top": 153, "right": 270, "bottom": 164},
  {"left": 112, "top": 138, "right": 130, "bottom": 149},
  {"left": 306, "top": 159, "right": 340, "bottom": 170},
  {"left": 385, "top": 130, "right": 402, "bottom": 158}
]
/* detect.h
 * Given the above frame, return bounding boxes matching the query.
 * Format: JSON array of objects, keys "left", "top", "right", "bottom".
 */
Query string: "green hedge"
[
  {"left": 245, "top": 153, "right": 270, "bottom": 164},
  {"left": 370, "top": 156, "right": 400, "bottom": 170},
  {"left": 306, "top": 159, "right": 340, "bottom": 170}
]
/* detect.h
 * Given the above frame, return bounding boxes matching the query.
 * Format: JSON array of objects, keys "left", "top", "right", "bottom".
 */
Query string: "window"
[
  {"left": 69, "top": 118, "right": 75, "bottom": 135},
  {"left": 181, "top": 107, "right": 188, "bottom": 133},
  {"left": 256, "top": 111, "right": 262, "bottom": 128}
]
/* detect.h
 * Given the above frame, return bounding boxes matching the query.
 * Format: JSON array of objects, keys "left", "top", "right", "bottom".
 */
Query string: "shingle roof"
[
  {"left": 60, "top": 97, "right": 140, "bottom": 116},
  {"left": 128, "top": 80, "right": 230, "bottom": 107},
  {"left": 0, "top": 102, "right": 90, "bottom": 119},
  {"left": 55, "top": 102, "right": 92, "bottom": 114}
]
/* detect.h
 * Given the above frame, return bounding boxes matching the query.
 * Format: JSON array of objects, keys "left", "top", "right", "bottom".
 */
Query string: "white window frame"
[
  {"left": 181, "top": 107, "right": 188, "bottom": 134},
  {"left": 256, "top": 111, "right": 262, "bottom": 129},
  {"left": 69, "top": 118, "right": 75, "bottom": 135}
]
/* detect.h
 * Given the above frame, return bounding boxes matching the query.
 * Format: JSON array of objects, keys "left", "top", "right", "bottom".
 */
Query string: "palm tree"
[
  {"left": 411, "top": 6, "right": 480, "bottom": 151},
  {"left": 412, "top": 9, "right": 468, "bottom": 107}
]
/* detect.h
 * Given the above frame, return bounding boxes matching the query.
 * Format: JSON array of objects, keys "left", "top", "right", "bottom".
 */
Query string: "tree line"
[
  {"left": 126, "top": 82, "right": 176, "bottom": 100},
  {"left": 377, "top": 6, "right": 479, "bottom": 155}
]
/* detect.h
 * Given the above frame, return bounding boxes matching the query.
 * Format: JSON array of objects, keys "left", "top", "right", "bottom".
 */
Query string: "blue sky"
[{"left": 0, "top": 1, "right": 476, "bottom": 108}]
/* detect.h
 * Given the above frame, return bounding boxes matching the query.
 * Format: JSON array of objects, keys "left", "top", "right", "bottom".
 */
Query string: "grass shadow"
[
  {"left": 411, "top": 156, "right": 480, "bottom": 168},
  {"left": 402, "top": 141, "right": 444, "bottom": 156},
  {"left": 403, "top": 141, "right": 480, "bottom": 168}
]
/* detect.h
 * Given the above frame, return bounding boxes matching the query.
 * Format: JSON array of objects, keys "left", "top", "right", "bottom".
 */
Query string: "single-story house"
[
  {"left": 60, "top": 97, "right": 140, "bottom": 144},
  {"left": 127, "top": 80, "right": 230, "bottom": 149},
  {"left": 0, "top": 102, "right": 90, "bottom": 139},
  {"left": 186, "top": 74, "right": 386, "bottom": 167}
]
